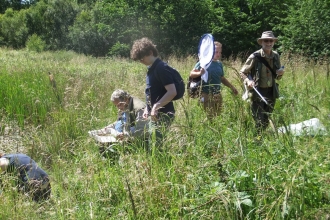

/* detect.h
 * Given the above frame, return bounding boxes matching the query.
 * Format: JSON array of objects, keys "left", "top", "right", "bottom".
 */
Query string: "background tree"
[
  {"left": 0, "top": 0, "right": 38, "bottom": 13},
  {"left": 41, "top": 0, "right": 78, "bottom": 50},
  {"left": 68, "top": 9, "right": 105, "bottom": 56},
  {"left": 140, "top": 0, "right": 216, "bottom": 56},
  {"left": 279, "top": 0, "right": 330, "bottom": 59},
  {"left": 0, "top": 8, "right": 28, "bottom": 48},
  {"left": 0, "top": 0, "right": 328, "bottom": 60}
]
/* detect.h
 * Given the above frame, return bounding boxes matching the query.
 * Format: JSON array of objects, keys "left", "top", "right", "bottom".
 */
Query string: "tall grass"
[{"left": 0, "top": 48, "right": 329, "bottom": 219}]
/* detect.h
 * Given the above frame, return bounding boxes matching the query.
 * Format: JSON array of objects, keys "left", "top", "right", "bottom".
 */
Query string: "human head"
[
  {"left": 130, "top": 37, "right": 158, "bottom": 61},
  {"left": 0, "top": 153, "right": 8, "bottom": 172},
  {"left": 257, "top": 31, "right": 278, "bottom": 45},
  {"left": 213, "top": 41, "right": 222, "bottom": 61},
  {"left": 110, "top": 89, "right": 131, "bottom": 111}
]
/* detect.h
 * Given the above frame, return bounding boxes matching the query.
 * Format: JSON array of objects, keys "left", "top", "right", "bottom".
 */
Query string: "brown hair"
[
  {"left": 130, "top": 37, "right": 158, "bottom": 61},
  {"left": 214, "top": 41, "right": 222, "bottom": 47},
  {"left": 0, "top": 153, "right": 4, "bottom": 158}
]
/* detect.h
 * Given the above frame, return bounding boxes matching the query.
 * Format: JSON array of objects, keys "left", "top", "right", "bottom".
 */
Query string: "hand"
[
  {"left": 231, "top": 87, "right": 238, "bottom": 95},
  {"left": 116, "top": 133, "right": 125, "bottom": 140},
  {"left": 245, "top": 79, "right": 255, "bottom": 90},
  {"left": 276, "top": 69, "right": 284, "bottom": 79},
  {"left": 150, "top": 106, "right": 158, "bottom": 121},
  {"left": 142, "top": 108, "right": 149, "bottom": 119},
  {"left": 276, "top": 69, "right": 284, "bottom": 76},
  {"left": 200, "top": 68, "right": 205, "bottom": 75}
]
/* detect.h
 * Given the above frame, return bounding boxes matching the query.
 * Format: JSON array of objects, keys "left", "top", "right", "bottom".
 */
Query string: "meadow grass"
[{"left": 0, "top": 48, "right": 329, "bottom": 219}]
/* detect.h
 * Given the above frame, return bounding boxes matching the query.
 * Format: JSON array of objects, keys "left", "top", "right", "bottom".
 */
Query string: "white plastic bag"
[{"left": 278, "top": 118, "right": 327, "bottom": 136}]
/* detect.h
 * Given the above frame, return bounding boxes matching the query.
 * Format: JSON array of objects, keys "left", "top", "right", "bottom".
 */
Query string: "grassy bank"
[{"left": 0, "top": 48, "right": 329, "bottom": 219}]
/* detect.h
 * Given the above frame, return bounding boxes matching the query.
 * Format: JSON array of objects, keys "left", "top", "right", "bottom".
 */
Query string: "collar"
[
  {"left": 260, "top": 49, "right": 274, "bottom": 59},
  {"left": 147, "top": 58, "right": 162, "bottom": 72}
]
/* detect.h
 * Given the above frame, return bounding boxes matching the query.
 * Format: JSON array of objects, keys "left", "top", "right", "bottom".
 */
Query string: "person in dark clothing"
[
  {"left": 0, "top": 153, "right": 51, "bottom": 201},
  {"left": 130, "top": 38, "right": 177, "bottom": 147}
]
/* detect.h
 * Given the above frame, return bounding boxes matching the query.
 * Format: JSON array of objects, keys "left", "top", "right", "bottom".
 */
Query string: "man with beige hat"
[{"left": 240, "top": 31, "right": 285, "bottom": 137}]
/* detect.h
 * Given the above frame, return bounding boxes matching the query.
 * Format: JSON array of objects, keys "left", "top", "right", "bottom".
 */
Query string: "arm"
[
  {"left": 190, "top": 68, "right": 205, "bottom": 78},
  {"left": 104, "top": 122, "right": 115, "bottom": 130},
  {"left": 240, "top": 55, "right": 256, "bottom": 89},
  {"left": 221, "top": 77, "right": 238, "bottom": 95},
  {"left": 276, "top": 68, "right": 284, "bottom": 80},
  {"left": 142, "top": 107, "right": 149, "bottom": 119},
  {"left": 150, "top": 83, "right": 176, "bottom": 119}
]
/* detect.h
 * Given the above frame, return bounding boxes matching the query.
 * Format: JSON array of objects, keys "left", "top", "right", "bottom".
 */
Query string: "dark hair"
[{"left": 130, "top": 37, "right": 158, "bottom": 61}]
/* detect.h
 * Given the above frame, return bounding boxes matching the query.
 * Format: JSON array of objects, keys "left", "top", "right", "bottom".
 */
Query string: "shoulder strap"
[{"left": 253, "top": 52, "right": 277, "bottom": 78}]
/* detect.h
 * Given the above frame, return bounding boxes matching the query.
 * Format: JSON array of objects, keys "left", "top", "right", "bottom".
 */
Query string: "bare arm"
[
  {"left": 190, "top": 68, "right": 205, "bottom": 78},
  {"left": 151, "top": 83, "right": 176, "bottom": 119},
  {"left": 221, "top": 77, "right": 238, "bottom": 95}
]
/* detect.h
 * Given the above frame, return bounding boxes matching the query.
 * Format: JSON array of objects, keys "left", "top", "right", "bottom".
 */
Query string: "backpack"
[
  {"left": 187, "top": 75, "right": 202, "bottom": 98},
  {"left": 155, "top": 62, "right": 185, "bottom": 101}
]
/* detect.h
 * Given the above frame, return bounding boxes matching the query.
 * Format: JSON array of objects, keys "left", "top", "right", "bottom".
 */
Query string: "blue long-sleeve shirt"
[{"left": 3, "top": 153, "right": 48, "bottom": 183}]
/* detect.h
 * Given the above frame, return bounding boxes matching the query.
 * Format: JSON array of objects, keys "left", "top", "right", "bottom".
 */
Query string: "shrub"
[
  {"left": 108, "top": 42, "right": 130, "bottom": 58},
  {"left": 26, "top": 34, "right": 46, "bottom": 52}
]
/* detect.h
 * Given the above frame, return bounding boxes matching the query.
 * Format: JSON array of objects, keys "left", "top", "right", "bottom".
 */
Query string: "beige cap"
[{"left": 257, "top": 31, "right": 278, "bottom": 45}]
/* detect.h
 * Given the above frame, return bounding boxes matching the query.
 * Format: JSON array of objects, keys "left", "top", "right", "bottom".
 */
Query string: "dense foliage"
[{"left": 0, "top": 0, "right": 329, "bottom": 59}]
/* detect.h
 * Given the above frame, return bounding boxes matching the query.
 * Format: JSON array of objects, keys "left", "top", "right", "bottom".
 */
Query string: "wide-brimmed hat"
[{"left": 257, "top": 31, "right": 278, "bottom": 45}]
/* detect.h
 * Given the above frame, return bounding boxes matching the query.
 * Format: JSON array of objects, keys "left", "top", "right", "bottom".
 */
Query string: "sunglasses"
[{"left": 263, "top": 39, "right": 274, "bottom": 43}]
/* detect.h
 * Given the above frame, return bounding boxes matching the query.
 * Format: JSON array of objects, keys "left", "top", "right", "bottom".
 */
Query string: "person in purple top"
[{"left": 0, "top": 153, "right": 51, "bottom": 201}]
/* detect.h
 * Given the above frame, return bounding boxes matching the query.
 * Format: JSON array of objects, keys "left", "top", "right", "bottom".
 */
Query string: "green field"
[{"left": 0, "top": 48, "right": 329, "bottom": 219}]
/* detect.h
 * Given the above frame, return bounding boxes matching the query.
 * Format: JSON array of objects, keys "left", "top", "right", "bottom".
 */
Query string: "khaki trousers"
[{"left": 200, "top": 92, "right": 223, "bottom": 120}]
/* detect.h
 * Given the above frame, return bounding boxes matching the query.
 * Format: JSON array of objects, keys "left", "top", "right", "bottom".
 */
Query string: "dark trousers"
[
  {"left": 148, "top": 113, "right": 174, "bottom": 150},
  {"left": 20, "top": 176, "right": 51, "bottom": 202},
  {"left": 251, "top": 87, "right": 276, "bottom": 133}
]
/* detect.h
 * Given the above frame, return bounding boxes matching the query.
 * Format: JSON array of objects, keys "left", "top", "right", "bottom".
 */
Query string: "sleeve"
[
  {"left": 219, "top": 62, "right": 225, "bottom": 77},
  {"left": 155, "top": 63, "right": 176, "bottom": 86},
  {"left": 240, "top": 54, "right": 256, "bottom": 81},
  {"left": 193, "top": 62, "right": 201, "bottom": 70},
  {"left": 275, "top": 52, "right": 281, "bottom": 69}
]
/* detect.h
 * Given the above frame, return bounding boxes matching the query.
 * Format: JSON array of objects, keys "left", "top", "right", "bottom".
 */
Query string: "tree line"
[{"left": 0, "top": 0, "right": 329, "bottom": 60}]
